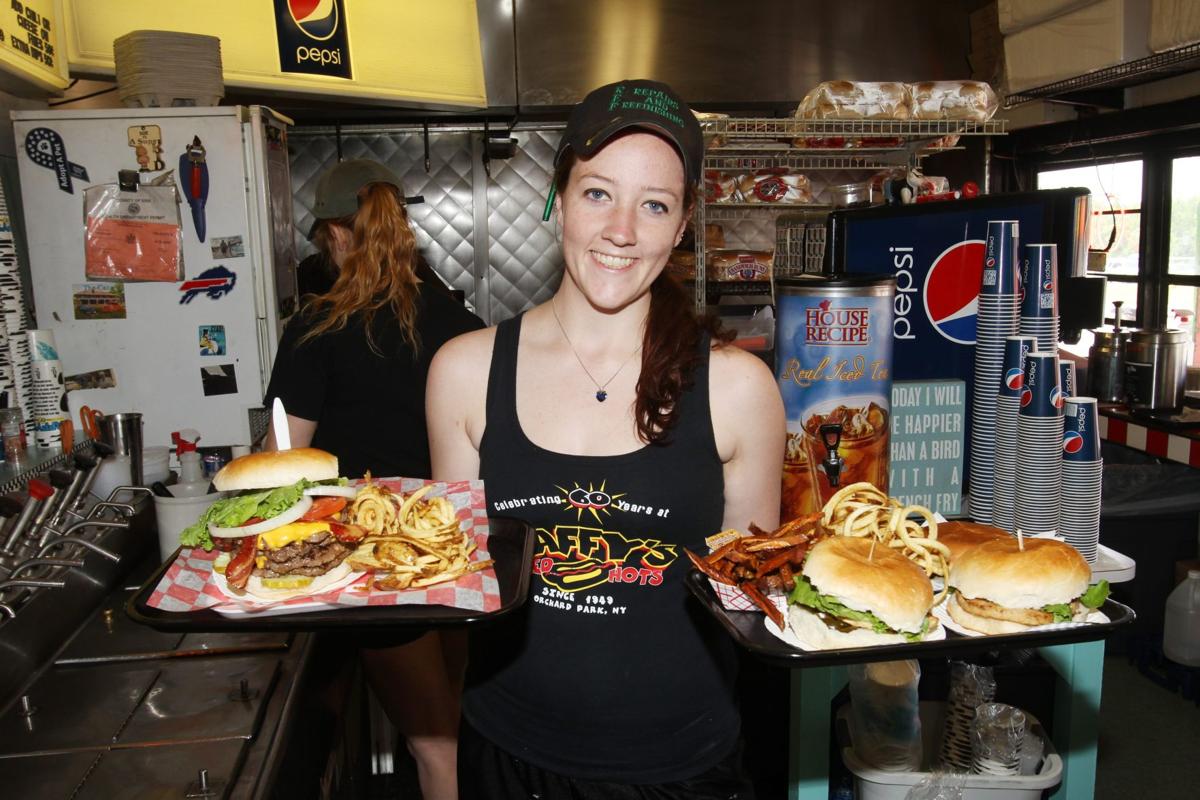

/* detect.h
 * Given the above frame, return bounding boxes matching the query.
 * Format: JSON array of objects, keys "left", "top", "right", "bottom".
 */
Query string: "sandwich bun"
[
  {"left": 950, "top": 537, "right": 1090, "bottom": 610},
  {"left": 803, "top": 537, "right": 933, "bottom": 634},
  {"left": 936, "top": 520, "right": 1010, "bottom": 563},
  {"left": 787, "top": 603, "right": 928, "bottom": 649},
  {"left": 240, "top": 560, "right": 354, "bottom": 602},
  {"left": 213, "top": 448, "right": 339, "bottom": 492}
]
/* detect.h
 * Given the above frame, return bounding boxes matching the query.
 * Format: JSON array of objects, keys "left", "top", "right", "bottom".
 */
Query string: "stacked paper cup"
[
  {"left": 992, "top": 335, "right": 1037, "bottom": 532},
  {"left": 27, "top": 329, "right": 66, "bottom": 447},
  {"left": 1059, "top": 360, "right": 1077, "bottom": 398},
  {"left": 938, "top": 662, "right": 997, "bottom": 772},
  {"left": 1019, "top": 243, "right": 1060, "bottom": 352},
  {"left": 0, "top": 180, "right": 31, "bottom": 422},
  {"left": 969, "top": 220, "right": 1022, "bottom": 524},
  {"left": 1015, "top": 352, "right": 1063, "bottom": 535},
  {"left": 1060, "top": 397, "right": 1103, "bottom": 564}
]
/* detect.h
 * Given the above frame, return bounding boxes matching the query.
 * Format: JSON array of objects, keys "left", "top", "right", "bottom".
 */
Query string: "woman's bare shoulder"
[
  {"left": 709, "top": 342, "right": 777, "bottom": 394},
  {"left": 432, "top": 325, "right": 497, "bottom": 370}
]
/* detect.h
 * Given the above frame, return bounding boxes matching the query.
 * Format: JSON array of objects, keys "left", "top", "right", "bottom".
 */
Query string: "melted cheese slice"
[{"left": 259, "top": 521, "right": 331, "bottom": 551}]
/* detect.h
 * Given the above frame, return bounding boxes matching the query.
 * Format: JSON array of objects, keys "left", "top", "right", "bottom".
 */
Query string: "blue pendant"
[{"left": 595, "top": 390, "right": 607, "bottom": 402}]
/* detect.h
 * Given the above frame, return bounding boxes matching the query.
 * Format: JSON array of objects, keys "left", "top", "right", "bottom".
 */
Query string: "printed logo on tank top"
[{"left": 490, "top": 480, "right": 679, "bottom": 617}]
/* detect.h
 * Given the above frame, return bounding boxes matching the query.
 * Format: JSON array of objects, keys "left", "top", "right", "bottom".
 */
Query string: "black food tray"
[
  {"left": 126, "top": 517, "right": 535, "bottom": 632},
  {"left": 686, "top": 571, "right": 1135, "bottom": 668}
]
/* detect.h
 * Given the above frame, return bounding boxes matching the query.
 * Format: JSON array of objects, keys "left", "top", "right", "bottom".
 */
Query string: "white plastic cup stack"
[
  {"left": 969, "top": 220, "right": 1021, "bottom": 524},
  {"left": 938, "top": 662, "right": 997, "bottom": 772},
  {"left": 1015, "top": 352, "right": 1063, "bottom": 536},
  {"left": 992, "top": 335, "right": 1037, "bottom": 533},
  {"left": 971, "top": 703, "right": 1026, "bottom": 776},
  {"left": 1059, "top": 397, "right": 1103, "bottom": 564}
]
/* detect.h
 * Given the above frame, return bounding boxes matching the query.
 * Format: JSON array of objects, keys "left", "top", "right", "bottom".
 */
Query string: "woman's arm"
[
  {"left": 264, "top": 414, "right": 318, "bottom": 451},
  {"left": 710, "top": 346, "right": 785, "bottom": 533},
  {"left": 426, "top": 328, "right": 494, "bottom": 482}
]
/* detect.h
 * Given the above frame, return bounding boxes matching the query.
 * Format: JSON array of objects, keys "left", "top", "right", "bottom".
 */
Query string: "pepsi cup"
[
  {"left": 982, "top": 220, "right": 1020, "bottom": 296},
  {"left": 1020, "top": 352, "right": 1063, "bottom": 418},
  {"left": 1062, "top": 397, "right": 1101, "bottom": 462},
  {"left": 1059, "top": 360, "right": 1077, "bottom": 397},
  {"left": 1020, "top": 243, "right": 1059, "bottom": 319},
  {"left": 999, "top": 336, "right": 1037, "bottom": 399}
]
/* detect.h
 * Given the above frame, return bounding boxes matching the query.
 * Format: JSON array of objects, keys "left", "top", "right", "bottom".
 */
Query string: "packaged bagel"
[
  {"left": 910, "top": 81, "right": 998, "bottom": 121},
  {"left": 705, "top": 170, "right": 739, "bottom": 204},
  {"left": 796, "top": 81, "right": 913, "bottom": 120},
  {"left": 737, "top": 170, "right": 814, "bottom": 204},
  {"left": 708, "top": 249, "right": 773, "bottom": 282}
]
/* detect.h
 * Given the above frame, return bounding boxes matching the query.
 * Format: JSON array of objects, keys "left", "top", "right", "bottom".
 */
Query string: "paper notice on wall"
[
  {"left": 888, "top": 379, "right": 964, "bottom": 516},
  {"left": 83, "top": 183, "right": 182, "bottom": 281}
]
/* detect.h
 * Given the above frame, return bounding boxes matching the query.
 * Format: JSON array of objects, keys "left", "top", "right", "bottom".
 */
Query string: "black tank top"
[{"left": 465, "top": 313, "right": 739, "bottom": 784}]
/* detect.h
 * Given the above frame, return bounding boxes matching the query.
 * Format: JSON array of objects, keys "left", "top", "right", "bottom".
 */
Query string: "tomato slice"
[
  {"left": 225, "top": 536, "right": 258, "bottom": 590},
  {"left": 301, "top": 496, "right": 347, "bottom": 521}
]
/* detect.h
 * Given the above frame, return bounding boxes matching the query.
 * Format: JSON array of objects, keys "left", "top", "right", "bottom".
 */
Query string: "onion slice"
[
  {"left": 303, "top": 485, "right": 359, "bottom": 499},
  {"left": 209, "top": 495, "right": 313, "bottom": 539}
]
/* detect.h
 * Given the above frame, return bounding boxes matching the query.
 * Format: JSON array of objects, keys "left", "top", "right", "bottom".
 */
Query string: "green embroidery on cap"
[
  {"left": 619, "top": 87, "right": 684, "bottom": 127},
  {"left": 608, "top": 85, "right": 625, "bottom": 110}
]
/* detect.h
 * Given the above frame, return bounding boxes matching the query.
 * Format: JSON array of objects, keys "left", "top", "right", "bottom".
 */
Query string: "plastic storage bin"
[{"left": 837, "top": 702, "right": 1062, "bottom": 800}]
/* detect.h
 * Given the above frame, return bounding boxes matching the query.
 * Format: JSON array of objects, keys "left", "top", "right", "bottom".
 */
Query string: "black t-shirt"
[{"left": 265, "top": 281, "right": 484, "bottom": 480}]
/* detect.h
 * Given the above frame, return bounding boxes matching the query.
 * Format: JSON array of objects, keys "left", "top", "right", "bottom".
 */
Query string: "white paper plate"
[
  {"left": 211, "top": 567, "right": 365, "bottom": 615},
  {"left": 932, "top": 596, "right": 1110, "bottom": 637},
  {"left": 764, "top": 607, "right": 947, "bottom": 651}
]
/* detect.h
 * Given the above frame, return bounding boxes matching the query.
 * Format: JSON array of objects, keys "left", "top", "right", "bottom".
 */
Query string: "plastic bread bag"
[
  {"left": 910, "top": 81, "right": 999, "bottom": 121},
  {"left": 795, "top": 81, "right": 913, "bottom": 120},
  {"left": 847, "top": 659, "right": 922, "bottom": 771},
  {"left": 736, "top": 170, "right": 814, "bottom": 204},
  {"left": 83, "top": 170, "right": 183, "bottom": 282},
  {"left": 705, "top": 170, "right": 739, "bottom": 204},
  {"left": 904, "top": 770, "right": 967, "bottom": 800}
]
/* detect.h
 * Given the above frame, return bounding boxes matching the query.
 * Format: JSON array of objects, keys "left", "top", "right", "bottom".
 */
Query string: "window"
[
  {"left": 1168, "top": 156, "right": 1200, "bottom": 366},
  {"left": 1037, "top": 160, "right": 1142, "bottom": 326}
]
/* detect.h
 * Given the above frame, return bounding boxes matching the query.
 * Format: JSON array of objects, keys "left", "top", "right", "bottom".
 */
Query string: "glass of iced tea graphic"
[
  {"left": 801, "top": 395, "right": 890, "bottom": 505},
  {"left": 781, "top": 429, "right": 820, "bottom": 521}
]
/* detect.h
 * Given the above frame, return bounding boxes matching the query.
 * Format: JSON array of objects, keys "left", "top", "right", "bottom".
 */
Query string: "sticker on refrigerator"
[
  {"left": 201, "top": 363, "right": 238, "bottom": 396},
  {"left": 72, "top": 282, "right": 127, "bottom": 319},
  {"left": 24, "top": 127, "right": 89, "bottom": 193},
  {"left": 84, "top": 182, "right": 183, "bottom": 281},
  {"left": 199, "top": 325, "right": 227, "bottom": 356},
  {"left": 65, "top": 368, "right": 117, "bottom": 393},
  {"left": 211, "top": 235, "right": 245, "bottom": 259},
  {"left": 127, "top": 125, "right": 165, "bottom": 172},
  {"left": 179, "top": 266, "right": 236, "bottom": 304}
]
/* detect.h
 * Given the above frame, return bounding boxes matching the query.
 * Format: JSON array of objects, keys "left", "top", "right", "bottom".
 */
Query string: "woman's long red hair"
[
  {"left": 554, "top": 157, "right": 731, "bottom": 444},
  {"left": 301, "top": 183, "right": 420, "bottom": 353}
]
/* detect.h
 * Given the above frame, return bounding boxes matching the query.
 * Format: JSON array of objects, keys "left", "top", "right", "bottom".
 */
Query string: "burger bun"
[
  {"left": 230, "top": 561, "right": 356, "bottom": 603},
  {"left": 936, "top": 520, "right": 1010, "bottom": 563},
  {"left": 213, "top": 447, "right": 339, "bottom": 492},
  {"left": 950, "top": 537, "right": 1090, "bottom": 610},
  {"left": 787, "top": 604, "right": 919, "bottom": 650},
  {"left": 803, "top": 537, "right": 933, "bottom": 634}
]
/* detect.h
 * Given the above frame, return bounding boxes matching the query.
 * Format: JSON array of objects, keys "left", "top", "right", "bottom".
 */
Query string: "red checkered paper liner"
[
  {"left": 146, "top": 478, "right": 499, "bottom": 615},
  {"left": 702, "top": 528, "right": 784, "bottom": 613}
]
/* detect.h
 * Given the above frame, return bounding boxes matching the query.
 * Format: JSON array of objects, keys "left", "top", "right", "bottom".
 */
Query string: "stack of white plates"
[
  {"left": 114, "top": 30, "right": 223, "bottom": 108},
  {"left": 969, "top": 220, "right": 1021, "bottom": 524}
]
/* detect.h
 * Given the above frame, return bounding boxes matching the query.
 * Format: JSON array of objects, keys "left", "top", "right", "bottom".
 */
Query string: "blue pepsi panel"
[{"left": 829, "top": 189, "right": 1089, "bottom": 490}]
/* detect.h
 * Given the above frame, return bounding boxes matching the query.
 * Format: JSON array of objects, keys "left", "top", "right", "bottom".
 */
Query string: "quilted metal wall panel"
[{"left": 288, "top": 127, "right": 563, "bottom": 322}]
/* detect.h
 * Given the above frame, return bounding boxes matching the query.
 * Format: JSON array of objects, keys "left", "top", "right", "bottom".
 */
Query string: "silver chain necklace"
[{"left": 549, "top": 298, "right": 642, "bottom": 402}]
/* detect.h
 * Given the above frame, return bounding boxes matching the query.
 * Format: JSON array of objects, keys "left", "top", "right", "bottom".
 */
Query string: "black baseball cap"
[
  {"left": 307, "top": 159, "right": 408, "bottom": 239},
  {"left": 543, "top": 79, "right": 703, "bottom": 221}
]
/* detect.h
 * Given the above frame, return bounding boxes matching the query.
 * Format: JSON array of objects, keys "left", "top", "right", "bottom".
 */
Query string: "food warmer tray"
[
  {"left": 685, "top": 571, "right": 1135, "bottom": 668},
  {"left": 126, "top": 517, "right": 535, "bottom": 632}
]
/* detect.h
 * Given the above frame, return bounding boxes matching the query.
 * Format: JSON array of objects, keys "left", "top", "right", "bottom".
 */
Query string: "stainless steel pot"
[
  {"left": 1124, "top": 329, "right": 1189, "bottom": 411},
  {"left": 1088, "top": 327, "right": 1133, "bottom": 403}
]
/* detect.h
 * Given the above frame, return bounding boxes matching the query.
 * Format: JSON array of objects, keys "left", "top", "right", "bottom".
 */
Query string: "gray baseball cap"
[{"left": 307, "top": 159, "right": 405, "bottom": 238}]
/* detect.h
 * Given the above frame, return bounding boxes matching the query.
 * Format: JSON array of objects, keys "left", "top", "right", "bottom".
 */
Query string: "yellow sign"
[
  {"left": 0, "top": 0, "right": 69, "bottom": 93},
  {"left": 61, "top": 1, "right": 487, "bottom": 108}
]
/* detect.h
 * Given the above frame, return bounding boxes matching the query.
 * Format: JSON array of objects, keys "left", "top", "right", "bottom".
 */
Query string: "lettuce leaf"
[
  {"left": 1080, "top": 580, "right": 1110, "bottom": 609},
  {"left": 178, "top": 479, "right": 315, "bottom": 551},
  {"left": 1041, "top": 603, "right": 1074, "bottom": 623},
  {"left": 789, "top": 575, "right": 926, "bottom": 641}
]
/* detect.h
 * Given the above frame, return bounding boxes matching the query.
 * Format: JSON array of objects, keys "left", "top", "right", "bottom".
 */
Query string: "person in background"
[
  {"left": 265, "top": 158, "right": 483, "bottom": 800},
  {"left": 427, "top": 79, "right": 784, "bottom": 797}
]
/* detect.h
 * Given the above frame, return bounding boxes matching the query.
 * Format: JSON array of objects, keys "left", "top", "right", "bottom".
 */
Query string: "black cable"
[{"left": 48, "top": 86, "right": 118, "bottom": 106}]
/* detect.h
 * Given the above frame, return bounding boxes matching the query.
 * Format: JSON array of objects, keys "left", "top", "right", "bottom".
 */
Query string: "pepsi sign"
[{"left": 273, "top": 0, "right": 352, "bottom": 79}]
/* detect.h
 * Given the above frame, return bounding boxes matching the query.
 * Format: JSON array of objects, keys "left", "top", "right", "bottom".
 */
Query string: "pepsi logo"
[
  {"left": 288, "top": 0, "right": 339, "bottom": 40},
  {"left": 985, "top": 257, "right": 996, "bottom": 267},
  {"left": 1050, "top": 386, "right": 1064, "bottom": 408},
  {"left": 1063, "top": 431, "right": 1084, "bottom": 454},
  {"left": 1020, "top": 388, "right": 1033, "bottom": 407},
  {"left": 1041, "top": 277, "right": 1054, "bottom": 292},
  {"left": 923, "top": 239, "right": 984, "bottom": 345},
  {"left": 1005, "top": 368, "right": 1024, "bottom": 390}
]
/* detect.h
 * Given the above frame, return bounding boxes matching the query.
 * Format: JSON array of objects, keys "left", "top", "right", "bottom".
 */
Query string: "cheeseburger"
[
  {"left": 787, "top": 537, "right": 938, "bottom": 649},
  {"left": 179, "top": 448, "right": 364, "bottom": 600},
  {"left": 947, "top": 538, "right": 1110, "bottom": 634}
]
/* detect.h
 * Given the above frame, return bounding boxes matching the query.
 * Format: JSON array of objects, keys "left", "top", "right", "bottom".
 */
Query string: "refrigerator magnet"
[
  {"left": 72, "top": 282, "right": 126, "bottom": 319},
  {"left": 179, "top": 266, "right": 236, "bottom": 304},
  {"left": 180, "top": 136, "right": 209, "bottom": 242},
  {"left": 211, "top": 235, "right": 245, "bottom": 259},
  {"left": 127, "top": 125, "right": 165, "bottom": 172},
  {"left": 199, "top": 325, "right": 227, "bottom": 356},
  {"left": 200, "top": 363, "right": 238, "bottom": 397},
  {"left": 24, "top": 127, "right": 89, "bottom": 193},
  {"left": 65, "top": 368, "right": 117, "bottom": 392}
]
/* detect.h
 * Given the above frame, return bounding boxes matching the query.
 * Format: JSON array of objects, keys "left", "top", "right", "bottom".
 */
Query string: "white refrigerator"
[{"left": 12, "top": 106, "right": 297, "bottom": 448}]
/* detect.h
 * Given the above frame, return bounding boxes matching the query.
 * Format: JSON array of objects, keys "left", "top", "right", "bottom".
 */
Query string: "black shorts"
[{"left": 458, "top": 716, "right": 756, "bottom": 800}]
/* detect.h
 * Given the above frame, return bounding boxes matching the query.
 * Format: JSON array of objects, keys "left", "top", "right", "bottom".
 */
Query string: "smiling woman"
[{"left": 427, "top": 79, "right": 785, "bottom": 797}]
